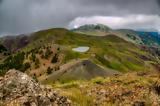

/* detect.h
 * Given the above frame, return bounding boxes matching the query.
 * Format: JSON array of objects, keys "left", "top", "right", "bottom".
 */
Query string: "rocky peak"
[
  {"left": 72, "top": 24, "right": 111, "bottom": 32},
  {"left": 0, "top": 69, "right": 71, "bottom": 106}
]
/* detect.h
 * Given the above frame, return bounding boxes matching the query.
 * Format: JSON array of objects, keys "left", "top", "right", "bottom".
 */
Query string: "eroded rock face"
[{"left": 0, "top": 69, "right": 71, "bottom": 106}]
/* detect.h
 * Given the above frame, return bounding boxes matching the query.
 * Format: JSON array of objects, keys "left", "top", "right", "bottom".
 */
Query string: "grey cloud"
[
  {"left": 157, "top": 0, "right": 160, "bottom": 7},
  {"left": 74, "top": 0, "right": 159, "bottom": 15},
  {"left": 0, "top": 0, "right": 159, "bottom": 35},
  {"left": 69, "top": 15, "right": 160, "bottom": 29},
  {"left": 0, "top": 0, "right": 3, "bottom": 4}
]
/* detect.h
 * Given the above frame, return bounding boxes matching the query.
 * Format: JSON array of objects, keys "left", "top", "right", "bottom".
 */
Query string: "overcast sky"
[{"left": 0, "top": 0, "right": 160, "bottom": 35}]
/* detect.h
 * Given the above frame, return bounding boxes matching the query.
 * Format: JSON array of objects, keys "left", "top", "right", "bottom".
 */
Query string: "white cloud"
[{"left": 69, "top": 15, "right": 160, "bottom": 31}]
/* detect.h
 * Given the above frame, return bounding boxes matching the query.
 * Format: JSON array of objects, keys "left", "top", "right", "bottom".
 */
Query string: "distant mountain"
[
  {"left": 72, "top": 24, "right": 111, "bottom": 32},
  {"left": 136, "top": 31, "right": 160, "bottom": 46},
  {"left": 72, "top": 24, "right": 143, "bottom": 44},
  {"left": 111, "top": 29, "right": 144, "bottom": 44},
  {"left": 72, "top": 24, "right": 160, "bottom": 47},
  {"left": 72, "top": 24, "right": 111, "bottom": 36}
]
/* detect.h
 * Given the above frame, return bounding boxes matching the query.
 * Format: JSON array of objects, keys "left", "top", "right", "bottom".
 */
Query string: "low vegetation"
[
  {"left": 52, "top": 72, "right": 160, "bottom": 105},
  {"left": 0, "top": 52, "right": 25, "bottom": 74},
  {"left": 51, "top": 53, "right": 58, "bottom": 63}
]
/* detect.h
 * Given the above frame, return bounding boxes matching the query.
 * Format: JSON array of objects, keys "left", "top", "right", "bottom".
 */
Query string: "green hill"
[
  {"left": 0, "top": 28, "right": 159, "bottom": 82},
  {"left": 111, "top": 29, "right": 144, "bottom": 44},
  {"left": 41, "top": 59, "right": 120, "bottom": 83},
  {"left": 72, "top": 24, "right": 144, "bottom": 44}
]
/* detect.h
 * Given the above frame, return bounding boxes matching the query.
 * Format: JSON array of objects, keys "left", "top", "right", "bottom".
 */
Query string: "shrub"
[
  {"left": 35, "top": 58, "right": 40, "bottom": 69},
  {"left": 44, "top": 48, "right": 53, "bottom": 59},
  {"left": 51, "top": 54, "right": 58, "bottom": 63},
  {"left": 39, "top": 50, "right": 43, "bottom": 55},
  {"left": 33, "top": 75, "right": 38, "bottom": 82},
  {"left": 41, "top": 54, "right": 45, "bottom": 59},
  {"left": 55, "top": 66, "right": 60, "bottom": 71},
  {"left": 57, "top": 47, "right": 60, "bottom": 51},
  {"left": 32, "top": 53, "right": 36, "bottom": 62},
  {"left": 0, "top": 45, "right": 7, "bottom": 53},
  {"left": 153, "top": 80, "right": 160, "bottom": 95},
  {"left": 3, "top": 52, "right": 25, "bottom": 71},
  {"left": 92, "top": 77, "right": 106, "bottom": 85},
  {"left": 66, "top": 88, "right": 94, "bottom": 106},
  {"left": 21, "top": 62, "right": 31, "bottom": 72},
  {"left": 0, "top": 69, "right": 6, "bottom": 76},
  {"left": 47, "top": 67, "right": 53, "bottom": 75}
]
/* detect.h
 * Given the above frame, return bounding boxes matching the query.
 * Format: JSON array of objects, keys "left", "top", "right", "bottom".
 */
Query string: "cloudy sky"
[{"left": 0, "top": 0, "right": 160, "bottom": 35}]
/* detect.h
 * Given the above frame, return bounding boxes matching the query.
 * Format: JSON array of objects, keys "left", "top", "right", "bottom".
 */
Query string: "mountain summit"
[
  {"left": 72, "top": 24, "right": 111, "bottom": 31},
  {"left": 72, "top": 24, "right": 111, "bottom": 36}
]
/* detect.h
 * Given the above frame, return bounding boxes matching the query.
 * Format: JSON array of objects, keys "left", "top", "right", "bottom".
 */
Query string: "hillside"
[
  {"left": 40, "top": 59, "right": 120, "bottom": 83},
  {"left": 111, "top": 29, "right": 144, "bottom": 44},
  {"left": 52, "top": 71, "right": 160, "bottom": 106},
  {"left": 137, "top": 31, "right": 160, "bottom": 46},
  {"left": 2, "top": 69, "right": 160, "bottom": 106},
  {"left": 72, "top": 24, "right": 160, "bottom": 46},
  {"left": 71, "top": 24, "right": 143, "bottom": 44},
  {"left": 0, "top": 27, "right": 160, "bottom": 106},
  {"left": 1, "top": 0, "right": 160, "bottom": 105},
  {"left": 0, "top": 27, "right": 159, "bottom": 83}
]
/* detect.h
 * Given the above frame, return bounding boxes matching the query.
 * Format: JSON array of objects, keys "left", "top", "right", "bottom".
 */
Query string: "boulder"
[{"left": 0, "top": 69, "right": 71, "bottom": 106}]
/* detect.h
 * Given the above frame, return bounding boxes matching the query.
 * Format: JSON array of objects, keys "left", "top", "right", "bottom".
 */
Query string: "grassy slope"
[
  {"left": 111, "top": 29, "right": 143, "bottom": 44},
  {"left": 55, "top": 31, "right": 156, "bottom": 72},
  {"left": 73, "top": 30, "right": 108, "bottom": 36},
  {"left": 72, "top": 24, "right": 143, "bottom": 45},
  {"left": 1, "top": 28, "right": 160, "bottom": 105},
  {"left": 52, "top": 72, "right": 160, "bottom": 106},
  {"left": 41, "top": 59, "right": 120, "bottom": 84},
  {"left": 0, "top": 28, "right": 158, "bottom": 76}
]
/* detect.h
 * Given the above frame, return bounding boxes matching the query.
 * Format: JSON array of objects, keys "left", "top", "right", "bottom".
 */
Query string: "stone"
[{"left": 0, "top": 69, "right": 71, "bottom": 106}]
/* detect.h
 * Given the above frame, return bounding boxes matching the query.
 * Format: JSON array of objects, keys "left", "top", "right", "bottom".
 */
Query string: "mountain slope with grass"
[
  {"left": 111, "top": 29, "right": 144, "bottom": 44},
  {"left": 52, "top": 71, "right": 160, "bottom": 106},
  {"left": 137, "top": 31, "right": 160, "bottom": 46},
  {"left": 0, "top": 27, "right": 159, "bottom": 83},
  {"left": 71, "top": 24, "right": 144, "bottom": 44},
  {"left": 0, "top": 27, "right": 160, "bottom": 106},
  {"left": 41, "top": 59, "right": 120, "bottom": 83},
  {"left": 72, "top": 24, "right": 160, "bottom": 46}
]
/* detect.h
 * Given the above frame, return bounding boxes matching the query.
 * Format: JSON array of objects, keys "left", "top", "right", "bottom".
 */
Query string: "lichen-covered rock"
[{"left": 0, "top": 69, "right": 71, "bottom": 106}]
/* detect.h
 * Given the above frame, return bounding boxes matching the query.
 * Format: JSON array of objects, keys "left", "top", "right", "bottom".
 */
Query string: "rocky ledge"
[{"left": 0, "top": 69, "right": 71, "bottom": 106}]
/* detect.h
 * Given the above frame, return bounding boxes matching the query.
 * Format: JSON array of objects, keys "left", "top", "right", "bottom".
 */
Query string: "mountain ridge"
[
  {"left": 72, "top": 24, "right": 160, "bottom": 46},
  {"left": 0, "top": 26, "right": 159, "bottom": 83}
]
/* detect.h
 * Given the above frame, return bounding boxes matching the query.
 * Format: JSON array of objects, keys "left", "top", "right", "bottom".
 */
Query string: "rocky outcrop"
[{"left": 0, "top": 69, "right": 71, "bottom": 106}]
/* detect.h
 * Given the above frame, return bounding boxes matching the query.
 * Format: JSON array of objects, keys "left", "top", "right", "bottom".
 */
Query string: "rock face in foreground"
[{"left": 0, "top": 70, "right": 71, "bottom": 106}]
